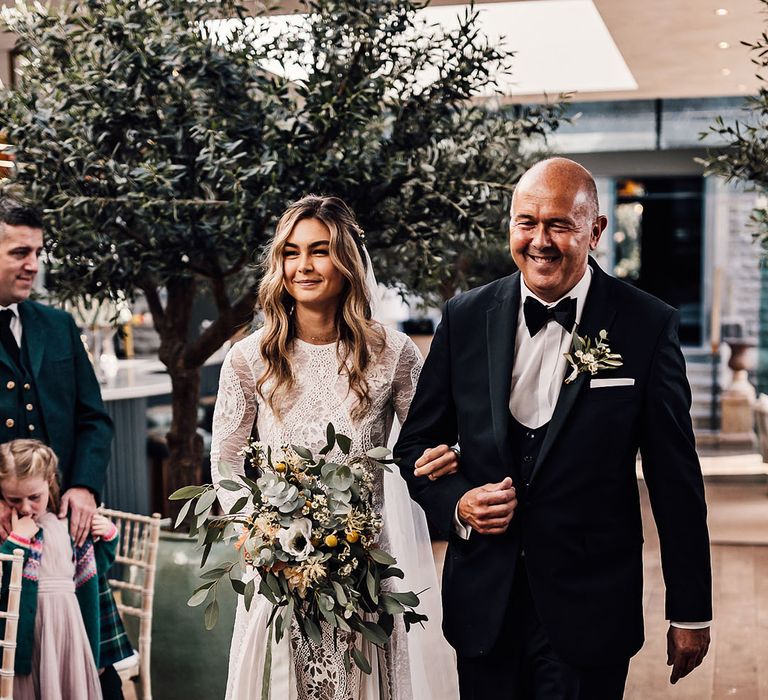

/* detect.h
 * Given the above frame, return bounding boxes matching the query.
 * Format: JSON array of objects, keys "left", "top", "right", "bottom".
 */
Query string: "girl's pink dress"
[{"left": 14, "top": 511, "right": 103, "bottom": 700}]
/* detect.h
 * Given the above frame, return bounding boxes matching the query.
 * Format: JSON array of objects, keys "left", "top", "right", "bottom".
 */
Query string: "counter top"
[{"left": 99, "top": 346, "right": 228, "bottom": 402}]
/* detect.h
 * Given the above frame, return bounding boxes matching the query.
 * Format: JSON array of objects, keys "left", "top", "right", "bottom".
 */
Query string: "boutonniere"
[{"left": 564, "top": 329, "right": 623, "bottom": 384}]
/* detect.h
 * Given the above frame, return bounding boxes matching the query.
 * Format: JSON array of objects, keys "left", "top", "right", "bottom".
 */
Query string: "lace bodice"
[{"left": 210, "top": 326, "right": 422, "bottom": 514}]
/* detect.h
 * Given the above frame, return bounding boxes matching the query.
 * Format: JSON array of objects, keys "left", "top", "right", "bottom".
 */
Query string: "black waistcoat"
[{"left": 510, "top": 416, "right": 549, "bottom": 488}]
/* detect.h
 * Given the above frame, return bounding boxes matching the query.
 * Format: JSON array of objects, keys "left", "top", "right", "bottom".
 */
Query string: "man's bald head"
[
  {"left": 512, "top": 158, "right": 599, "bottom": 222},
  {"left": 508, "top": 157, "right": 607, "bottom": 302}
]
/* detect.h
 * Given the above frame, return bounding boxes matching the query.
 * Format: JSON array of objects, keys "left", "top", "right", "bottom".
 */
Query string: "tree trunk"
[
  {"left": 145, "top": 276, "right": 256, "bottom": 518},
  {"left": 164, "top": 365, "right": 204, "bottom": 519}
]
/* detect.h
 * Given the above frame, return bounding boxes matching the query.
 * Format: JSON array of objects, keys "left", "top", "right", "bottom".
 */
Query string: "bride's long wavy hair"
[{"left": 256, "top": 195, "right": 385, "bottom": 420}]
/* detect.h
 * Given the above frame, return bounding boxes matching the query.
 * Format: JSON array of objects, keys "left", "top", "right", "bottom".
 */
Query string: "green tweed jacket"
[{"left": 0, "top": 300, "right": 112, "bottom": 498}]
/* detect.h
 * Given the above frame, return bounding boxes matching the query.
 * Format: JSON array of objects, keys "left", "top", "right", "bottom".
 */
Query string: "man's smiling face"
[
  {"left": 0, "top": 223, "right": 43, "bottom": 307},
  {"left": 509, "top": 159, "right": 606, "bottom": 303}
]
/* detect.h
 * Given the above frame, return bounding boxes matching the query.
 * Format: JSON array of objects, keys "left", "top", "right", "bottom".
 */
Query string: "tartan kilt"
[{"left": 98, "top": 578, "right": 135, "bottom": 667}]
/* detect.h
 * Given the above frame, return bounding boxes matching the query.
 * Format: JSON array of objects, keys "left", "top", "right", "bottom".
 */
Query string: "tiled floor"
[{"left": 626, "top": 478, "right": 768, "bottom": 699}]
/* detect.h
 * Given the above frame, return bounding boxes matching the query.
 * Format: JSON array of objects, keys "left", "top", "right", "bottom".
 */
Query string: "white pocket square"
[{"left": 590, "top": 378, "right": 635, "bottom": 388}]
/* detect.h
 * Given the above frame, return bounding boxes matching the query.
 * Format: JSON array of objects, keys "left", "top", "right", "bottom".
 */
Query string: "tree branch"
[
  {"left": 184, "top": 286, "right": 258, "bottom": 368},
  {"left": 141, "top": 282, "right": 166, "bottom": 330}
]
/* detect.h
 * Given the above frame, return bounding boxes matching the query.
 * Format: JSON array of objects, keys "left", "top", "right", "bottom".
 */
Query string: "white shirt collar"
[{"left": 0, "top": 303, "right": 19, "bottom": 317}]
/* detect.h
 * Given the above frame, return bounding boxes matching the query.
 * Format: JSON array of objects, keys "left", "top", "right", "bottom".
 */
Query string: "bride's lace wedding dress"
[{"left": 211, "top": 326, "right": 458, "bottom": 700}]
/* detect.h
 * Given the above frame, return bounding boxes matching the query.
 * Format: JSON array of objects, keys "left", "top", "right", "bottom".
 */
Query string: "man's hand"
[
  {"left": 10, "top": 508, "right": 39, "bottom": 540},
  {"left": 667, "top": 625, "right": 710, "bottom": 684},
  {"left": 59, "top": 487, "right": 97, "bottom": 547},
  {"left": 0, "top": 500, "right": 12, "bottom": 542},
  {"left": 457, "top": 477, "right": 517, "bottom": 535},
  {"left": 414, "top": 445, "right": 459, "bottom": 481}
]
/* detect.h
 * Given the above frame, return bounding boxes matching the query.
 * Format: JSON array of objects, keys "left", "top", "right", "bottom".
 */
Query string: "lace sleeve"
[
  {"left": 210, "top": 341, "right": 258, "bottom": 513},
  {"left": 391, "top": 335, "right": 423, "bottom": 425}
]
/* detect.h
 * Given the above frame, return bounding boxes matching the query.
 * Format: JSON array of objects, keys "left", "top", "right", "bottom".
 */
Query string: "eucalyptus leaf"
[
  {"left": 194, "top": 489, "right": 217, "bottom": 515},
  {"left": 201, "top": 564, "right": 233, "bottom": 580},
  {"left": 365, "top": 446, "right": 390, "bottom": 460},
  {"left": 174, "top": 498, "right": 193, "bottom": 529},
  {"left": 334, "top": 614, "right": 352, "bottom": 633},
  {"left": 291, "top": 445, "right": 313, "bottom": 461},
  {"left": 304, "top": 616, "right": 322, "bottom": 646},
  {"left": 229, "top": 496, "right": 249, "bottom": 514},
  {"left": 336, "top": 434, "right": 352, "bottom": 455},
  {"left": 351, "top": 646, "right": 372, "bottom": 675},
  {"left": 332, "top": 581, "right": 348, "bottom": 605},
  {"left": 369, "top": 549, "right": 397, "bottom": 566},
  {"left": 187, "top": 588, "right": 210, "bottom": 607},
  {"left": 274, "top": 611, "right": 285, "bottom": 644},
  {"left": 365, "top": 570, "right": 378, "bottom": 603},
  {"left": 380, "top": 594, "right": 405, "bottom": 615},
  {"left": 168, "top": 485, "right": 207, "bottom": 501},
  {"left": 388, "top": 591, "right": 420, "bottom": 607},
  {"left": 200, "top": 542, "right": 213, "bottom": 568},
  {"left": 245, "top": 578, "right": 256, "bottom": 611},
  {"left": 204, "top": 599, "right": 220, "bottom": 630}
]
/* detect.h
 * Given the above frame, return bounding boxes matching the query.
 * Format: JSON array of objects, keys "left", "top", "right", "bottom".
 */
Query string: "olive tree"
[
  {"left": 701, "top": 0, "right": 768, "bottom": 254},
  {"left": 0, "top": 0, "right": 564, "bottom": 509}
]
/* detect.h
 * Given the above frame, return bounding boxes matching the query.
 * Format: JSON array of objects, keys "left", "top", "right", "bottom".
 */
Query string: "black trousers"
[{"left": 457, "top": 562, "right": 629, "bottom": 700}]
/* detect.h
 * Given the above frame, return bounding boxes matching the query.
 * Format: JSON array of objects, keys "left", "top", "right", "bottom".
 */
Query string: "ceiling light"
[
  {"left": 718, "top": 41, "right": 730, "bottom": 49},
  {"left": 715, "top": 8, "right": 729, "bottom": 16},
  {"left": 738, "top": 83, "right": 747, "bottom": 91},
  {"left": 721, "top": 68, "right": 732, "bottom": 76}
]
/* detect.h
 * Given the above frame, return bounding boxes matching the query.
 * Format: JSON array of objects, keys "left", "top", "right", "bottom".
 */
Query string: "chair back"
[
  {"left": 100, "top": 508, "right": 162, "bottom": 700},
  {"left": 0, "top": 548, "right": 24, "bottom": 700}
]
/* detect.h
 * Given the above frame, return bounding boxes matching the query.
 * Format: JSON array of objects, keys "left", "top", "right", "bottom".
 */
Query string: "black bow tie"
[{"left": 523, "top": 296, "right": 576, "bottom": 337}]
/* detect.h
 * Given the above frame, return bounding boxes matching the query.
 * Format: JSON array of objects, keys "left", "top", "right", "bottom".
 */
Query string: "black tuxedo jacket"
[{"left": 394, "top": 259, "right": 712, "bottom": 666}]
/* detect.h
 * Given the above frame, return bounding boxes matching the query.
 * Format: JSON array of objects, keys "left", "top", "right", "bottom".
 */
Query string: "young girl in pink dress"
[{"left": 0, "top": 439, "right": 132, "bottom": 699}]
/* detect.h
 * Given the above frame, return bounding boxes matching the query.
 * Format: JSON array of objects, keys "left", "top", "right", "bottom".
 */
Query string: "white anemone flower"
[{"left": 277, "top": 518, "right": 314, "bottom": 561}]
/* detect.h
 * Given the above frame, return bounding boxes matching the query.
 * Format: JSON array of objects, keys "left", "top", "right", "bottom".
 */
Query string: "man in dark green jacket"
[{"left": 0, "top": 198, "right": 112, "bottom": 547}]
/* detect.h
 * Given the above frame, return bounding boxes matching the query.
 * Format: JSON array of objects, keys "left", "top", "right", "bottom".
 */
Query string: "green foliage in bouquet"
[{"left": 169, "top": 423, "right": 427, "bottom": 676}]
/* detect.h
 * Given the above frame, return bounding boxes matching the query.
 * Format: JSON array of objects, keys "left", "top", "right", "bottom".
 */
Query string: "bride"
[{"left": 210, "top": 195, "right": 460, "bottom": 699}]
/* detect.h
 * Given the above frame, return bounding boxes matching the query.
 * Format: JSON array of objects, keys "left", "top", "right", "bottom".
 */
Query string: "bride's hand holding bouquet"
[{"left": 171, "top": 423, "right": 427, "bottom": 677}]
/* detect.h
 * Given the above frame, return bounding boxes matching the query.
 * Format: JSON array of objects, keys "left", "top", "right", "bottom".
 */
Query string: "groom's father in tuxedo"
[
  {"left": 395, "top": 158, "right": 712, "bottom": 699},
  {"left": 0, "top": 198, "right": 112, "bottom": 547}
]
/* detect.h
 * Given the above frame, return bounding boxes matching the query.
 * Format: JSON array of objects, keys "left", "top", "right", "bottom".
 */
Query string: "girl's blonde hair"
[
  {"left": 0, "top": 439, "right": 60, "bottom": 513},
  {"left": 256, "top": 195, "right": 385, "bottom": 420}
]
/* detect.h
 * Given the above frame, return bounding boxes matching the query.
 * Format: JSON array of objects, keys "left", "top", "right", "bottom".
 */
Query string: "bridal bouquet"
[{"left": 170, "top": 423, "right": 427, "bottom": 676}]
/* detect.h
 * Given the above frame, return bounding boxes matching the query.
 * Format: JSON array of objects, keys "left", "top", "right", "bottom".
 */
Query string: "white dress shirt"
[
  {"left": 0, "top": 303, "right": 22, "bottom": 345},
  {"left": 510, "top": 268, "right": 592, "bottom": 428},
  {"left": 453, "top": 270, "right": 590, "bottom": 540}
]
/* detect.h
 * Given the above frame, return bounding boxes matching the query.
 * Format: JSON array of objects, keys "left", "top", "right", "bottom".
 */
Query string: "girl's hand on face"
[
  {"left": 90, "top": 513, "right": 113, "bottom": 540},
  {"left": 11, "top": 508, "right": 39, "bottom": 540}
]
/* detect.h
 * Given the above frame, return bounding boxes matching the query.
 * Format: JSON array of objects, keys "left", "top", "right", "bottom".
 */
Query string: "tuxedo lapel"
[
  {"left": 18, "top": 302, "right": 45, "bottom": 378},
  {"left": 486, "top": 273, "right": 520, "bottom": 468},
  {"left": 528, "top": 260, "right": 618, "bottom": 485}
]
